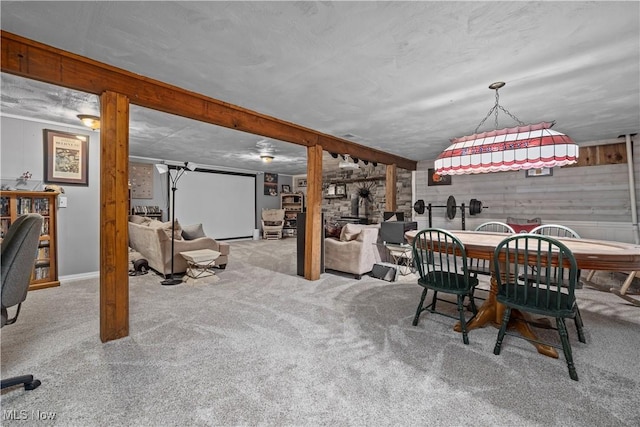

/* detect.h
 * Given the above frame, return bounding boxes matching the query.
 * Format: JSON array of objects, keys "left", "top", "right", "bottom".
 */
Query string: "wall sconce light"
[
  {"left": 363, "top": 160, "right": 369, "bottom": 165},
  {"left": 77, "top": 114, "right": 101, "bottom": 130},
  {"left": 352, "top": 157, "right": 359, "bottom": 163}
]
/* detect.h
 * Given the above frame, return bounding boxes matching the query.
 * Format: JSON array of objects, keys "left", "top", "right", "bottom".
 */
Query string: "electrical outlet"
[{"left": 59, "top": 196, "right": 68, "bottom": 208}]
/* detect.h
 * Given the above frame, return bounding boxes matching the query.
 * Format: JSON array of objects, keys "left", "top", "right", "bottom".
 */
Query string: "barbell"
[{"left": 413, "top": 195, "right": 486, "bottom": 220}]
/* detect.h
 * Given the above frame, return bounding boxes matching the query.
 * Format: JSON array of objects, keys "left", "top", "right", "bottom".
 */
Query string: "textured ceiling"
[{"left": 1, "top": 1, "right": 639, "bottom": 175}]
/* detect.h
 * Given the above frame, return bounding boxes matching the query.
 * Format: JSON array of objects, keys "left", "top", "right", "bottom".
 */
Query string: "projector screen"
[{"left": 174, "top": 169, "right": 255, "bottom": 239}]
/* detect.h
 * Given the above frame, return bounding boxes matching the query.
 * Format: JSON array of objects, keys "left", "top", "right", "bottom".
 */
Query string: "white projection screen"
[{"left": 173, "top": 169, "right": 255, "bottom": 239}]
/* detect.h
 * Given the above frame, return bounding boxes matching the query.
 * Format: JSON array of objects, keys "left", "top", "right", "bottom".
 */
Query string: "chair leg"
[
  {"left": 1, "top": 375, "right": 41, "bottom": 391},
  {"left": 467, "top": 289, "right": 478, "bottom": 315},
  {"left": 430, "top": 291, "right": 438, "bottom": 313},
  {"left": 493, "top": 307, "right": 512, "bottom": 355},
  {"left": 557, "top": 317, "right": 579, "bottom": 381},
  {"left": 574, "top": 305, "right": 586, "bottom": 344},
  {"left": 412, "top": 288, "right": 429, "bottom": 326},
  {"left": 458, "top": 295, "right": 470, "bottom": 345}
]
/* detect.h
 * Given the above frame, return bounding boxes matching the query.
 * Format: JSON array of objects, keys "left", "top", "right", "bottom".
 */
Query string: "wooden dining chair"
[
  {"left": 468, "top": 222, "right": 515, "bottom": 277},
  {"left": 411, "top": 228, "right": 478, "bottom": 345},
  {"left": 492, "top": 234, "right": 586, "bottom": 381},
  {"left": 530, "top": 224, "right": 583, "bottom": 288}
]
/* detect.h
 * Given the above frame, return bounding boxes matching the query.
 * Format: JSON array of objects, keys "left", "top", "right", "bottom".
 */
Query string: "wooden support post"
[
  {"left": 100, "top": 91, "right": 130, "bottom": 342},
  {"left": 385, "top": 164, "right": 397, "bottom": 212},
  {"left": 304, "top": 144, "right": 323, "bottom": 280}
]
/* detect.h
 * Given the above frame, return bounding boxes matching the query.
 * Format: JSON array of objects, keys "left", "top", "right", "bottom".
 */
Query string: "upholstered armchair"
[
  {"left": 324, "top": 223, "right": 381, "bottom": 279},
  {"left": 261, "top": 209, "right": 286, "bottom": 240}
]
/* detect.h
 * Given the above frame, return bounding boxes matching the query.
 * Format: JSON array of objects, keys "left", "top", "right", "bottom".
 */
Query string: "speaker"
[{"left": 371, "top": 262, "right": 398, "bottom": 282}]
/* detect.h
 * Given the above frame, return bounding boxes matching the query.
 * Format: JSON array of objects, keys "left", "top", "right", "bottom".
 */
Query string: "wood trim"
[
  {"left": 304, "top": 145, "right": 323, "bottom": 280},
  {"left": 100, "top": 91, "right": 130, "bottom": 342},
  {"left": 385, "top": 164, "right": 397, "bottom": 212},
  {"left": 1, "top": 30, "right": 417, "bottom": 171}
]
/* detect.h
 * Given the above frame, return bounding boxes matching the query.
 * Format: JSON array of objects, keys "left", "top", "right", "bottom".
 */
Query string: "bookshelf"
[
  {"left": 280, "top": 192, "right": 304, "bottom": 237},
  {"left": 1, "top": 191, "right": 60, "bottom": 291},
  {"left": 131, "top": 205, "right": 163, "bottom": 219}
]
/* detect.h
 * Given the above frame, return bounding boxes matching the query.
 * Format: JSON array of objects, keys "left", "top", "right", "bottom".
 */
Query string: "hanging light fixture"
[
  {"left": 77, "top": 114, "right": 101, "bottom": 130},
  {"left": 434, "top": 82, "right": 579, "bottom": 175},
  {"left": 260, "top": 153, "right": 274, "bottom": 163}
]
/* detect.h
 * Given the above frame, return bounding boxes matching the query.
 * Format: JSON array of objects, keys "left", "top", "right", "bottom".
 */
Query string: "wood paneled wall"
[{"left": 414, "top": 140, "right": 639, "bottom": 244}]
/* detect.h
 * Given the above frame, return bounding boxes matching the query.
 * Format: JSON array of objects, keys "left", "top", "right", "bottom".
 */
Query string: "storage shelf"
[
  {"left": 1, "top": 191, "right": 60, "bottom": 290},
  {"left": 281, "top": 192, "right": 304, "bottom": 237}
]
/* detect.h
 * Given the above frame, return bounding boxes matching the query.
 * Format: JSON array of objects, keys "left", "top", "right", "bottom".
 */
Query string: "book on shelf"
[
  {"left": 34, "top": 197, "right": 50, "bottom": 215},
  {"left": 17, "top": 197, "right": 32, "bottom": 214},
  {"left": 0, "top": 197, "right": 9, "bottom": 216},
  {"left": 132, "top": 205, "right": 162, "bottom": 215},
  {"left": 1, "top": 220, "right": 9, "bottom": 238},
  {"left": 33, "top": 266, "right": 50, "bottom": 280}
]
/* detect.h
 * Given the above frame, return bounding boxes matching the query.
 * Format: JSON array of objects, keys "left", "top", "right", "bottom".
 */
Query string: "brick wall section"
[{"left": 322, "top": 164, "right": 412, "bottom": 224}]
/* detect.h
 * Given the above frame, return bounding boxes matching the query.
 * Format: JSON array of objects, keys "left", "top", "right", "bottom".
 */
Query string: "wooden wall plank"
[
  {"left": 385, "top": 164, "right": 397, "bottom": 212},
  {"left": 415, "top": 160, "right": 637, "bottom": 239},
  {"left": 100, "top": 91, "right": 130, "bottom": 342}
]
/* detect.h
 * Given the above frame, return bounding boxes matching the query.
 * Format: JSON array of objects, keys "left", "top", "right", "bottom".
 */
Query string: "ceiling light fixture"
[
  {"left": 260, "top": 153, "right": 274, "bottom": 163},
  {"left": 77, "top": 114, "right": 101, "bottom": 130},
  {"left": 339, "top": 155, "right": 359, "bottom": 169},
  {"left": 434, "top": 82, "right": 579, "bottom": 175}
]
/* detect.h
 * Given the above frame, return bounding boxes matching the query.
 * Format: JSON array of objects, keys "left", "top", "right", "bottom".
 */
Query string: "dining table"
[{"left": 405, "top": 229, "right": 640, "bottom": 358}]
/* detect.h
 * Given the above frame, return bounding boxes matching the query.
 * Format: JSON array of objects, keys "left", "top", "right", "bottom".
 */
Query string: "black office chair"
[
  {"left": 1, "top": 213, "right": 44, "bottom": 391},
  {"left": 492, "top": 234, "right": 586, "bottom": 381},
  {"left": 411, "top": 228, "right": 478, "bottom": 344}
]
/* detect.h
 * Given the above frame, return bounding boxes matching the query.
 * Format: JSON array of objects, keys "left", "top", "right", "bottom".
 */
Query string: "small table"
[
  {"left": 180, "top": 249, "right": 221, "bottom": 279},
  {"left": 385, "top": 243, "right": 414, "bottom": 275}
]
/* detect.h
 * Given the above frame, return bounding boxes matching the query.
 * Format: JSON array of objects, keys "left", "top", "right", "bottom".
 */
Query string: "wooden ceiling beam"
[{"left": 1, "top": 31, "right": 417, "bottom": 171}]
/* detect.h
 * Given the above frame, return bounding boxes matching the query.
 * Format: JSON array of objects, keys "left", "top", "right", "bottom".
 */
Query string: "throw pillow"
[
  {"left": 161, "top": 220, "right": 183, "bottom": 240},
  {"left": 325, "top": 223, "right": 343, "bottom": 239},
  {"left": 340, "top": 223, "right": 361, "bottom": 241},
  {"left": 129, "top": 215, "right": 147, "bottom": 224},
  {"left": 506, "top": 217, "right": 541, "bottom": 233},
  {"left": 182, "top": 223, "right": 206, "bottom": 240}
]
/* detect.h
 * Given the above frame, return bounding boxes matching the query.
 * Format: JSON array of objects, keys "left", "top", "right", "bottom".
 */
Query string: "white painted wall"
[{"left": 1, "top": 116, "right": 101, "bottom": 276}]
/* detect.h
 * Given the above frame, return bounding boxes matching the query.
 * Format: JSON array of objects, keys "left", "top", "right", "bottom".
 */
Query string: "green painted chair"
[
  {"left": 529, "top": 224, "right": 583, "bottom": 288},
  {"left": 411, "top": 228, "right": 478, "bottom": 345},
  {"left": 492, "top": 234, "right": 586, "bottom": 381}
]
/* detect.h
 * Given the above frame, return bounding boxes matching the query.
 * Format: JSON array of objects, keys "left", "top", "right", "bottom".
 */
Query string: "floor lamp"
[{"left": 155, "top": 161, "right": 197, "bottom": 285}]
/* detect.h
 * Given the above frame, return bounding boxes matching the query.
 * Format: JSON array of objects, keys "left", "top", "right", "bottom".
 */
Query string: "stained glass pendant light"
[{"left": 434, "top": 82, "right": 579, "bottom": 175}]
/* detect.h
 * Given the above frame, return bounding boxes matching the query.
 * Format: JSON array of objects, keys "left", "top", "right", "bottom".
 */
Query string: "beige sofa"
[
  {"left": 128, "top": 216, "right": 229, "bottom": 277},
  {"left": 324, "top": 223, "right": 381, "bottom": 279}
]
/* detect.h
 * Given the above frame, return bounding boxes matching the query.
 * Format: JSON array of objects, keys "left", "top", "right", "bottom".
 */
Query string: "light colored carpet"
[{"left": 1, "top": 238, "right": 639, "bottom": 426}]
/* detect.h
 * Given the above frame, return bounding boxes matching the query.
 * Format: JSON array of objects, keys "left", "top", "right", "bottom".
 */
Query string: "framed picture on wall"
[
  {"left": 427, "top": 168, "right": 451, "bottom": 186},
  {"left": 43, "top": 129, "right": 89, "bottom": 186},
  {"left": 281, "top": 184, "right": 291, "bottom": 193},
  {"left": 264, "top": 173, "right": 278, "bottom": 196},
  {"left": 525, "top": 167, "right": 553, "bottom": 177},
  {"left": 296, "top": 177, "right": 307, "bottom": 187}
]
